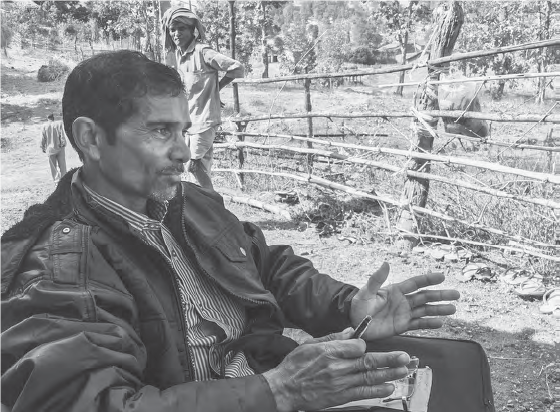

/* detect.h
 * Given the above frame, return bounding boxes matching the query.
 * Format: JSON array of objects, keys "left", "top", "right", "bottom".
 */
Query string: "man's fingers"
[
  {"left": 310, "top": 327, "right": 355, "bottom": 344},
  {"left": 325, "top": 383, "right": 397, "bottom": 410},
  {"left": 396, "top": 271, "right": 446, "bottom": 295},
  {"left": 357, "top": 351, "right": 410, "bottom": 372},
  {"left": 411, "top": 302, "right": 457, "bottom": 319},
  {"left": 409, "top": 289, "right": 461, "bottom": 307},
  {"left": 321, "top": 338, "right": 367, "bottom": 359},
  {"left": 353, "top": 262, "right": 390, "bottom": 301},
  {"left": 407, "top": 317, "right": 445, "bottom": 331}
]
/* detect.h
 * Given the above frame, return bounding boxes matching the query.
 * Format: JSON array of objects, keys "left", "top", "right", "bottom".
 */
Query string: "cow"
[{"left": 438, "top": 82, "right": 489, "bottom": 138}]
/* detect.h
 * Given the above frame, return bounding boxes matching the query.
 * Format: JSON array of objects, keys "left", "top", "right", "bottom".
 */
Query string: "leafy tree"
[
  {"left": 85, "top": 1, "right": 163, "bottom": 60},
  {"left": 277, "top": 19, "right": 318, "bottom": 76},
  {"left": 523, "top": 1, "right": 557, "bottom": 103},
  {"left": 457, "top": 0, "right": 536, "bottom": 99},
  {"left": 376, "top": 1, "right": 431, "bottom": 96},
  {"left": 40, "top": 1, "right": 91, "bottom": 24},
  {"left": 315, "top": 19, "right": 352, "bottom": 77},
  {"left": 196, "top": 0, "right": 256, "bottom": 73},
  {"left": 7, "top": 1, "right": 59, "bottom": 49},
  {"left": 0, "top": 5, "right": 14, "bottom": 55}
]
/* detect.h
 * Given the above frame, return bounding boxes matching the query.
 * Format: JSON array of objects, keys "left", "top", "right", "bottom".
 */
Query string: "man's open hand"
[
  {"left": 262, "top": 328, "right": 410, "bottom": 412},
  {"left": 350, "top": 262, "right": 460, "bottom": 341}
]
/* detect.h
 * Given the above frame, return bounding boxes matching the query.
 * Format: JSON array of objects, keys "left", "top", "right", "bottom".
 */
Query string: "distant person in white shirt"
[{"left": 40, "top": 113, "right": 67, "bottom": 183}]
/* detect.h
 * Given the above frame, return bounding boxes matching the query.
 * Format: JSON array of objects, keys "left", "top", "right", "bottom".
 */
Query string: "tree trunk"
[
  {"left": 229, "top": 1, "right": 244, "bottom": 186},
  {"left": 229, "top": 1, "right": 240, "bottom": 114},
  {"left": 395, "top": 31, "right": 408, "bottom": 96},
  {"left": 536, "top": 0, "right": 551, "bottom": 104},
  {"left": 153, "top": 0, "right": 162, "bottom": 63},
  {"left": 260, "top": 2, "right": 269, "bottom": 79},
  {"left": 396, "top": 1, "right": 464, "bottom": 250}
]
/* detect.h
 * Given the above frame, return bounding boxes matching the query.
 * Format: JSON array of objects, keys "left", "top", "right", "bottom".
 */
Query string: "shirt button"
[
  {"left": 172, "top": 250, "right": 177, "bottom": 257},
  {"left": 239, "top": 247, "right": 246, "bottom": 256}
]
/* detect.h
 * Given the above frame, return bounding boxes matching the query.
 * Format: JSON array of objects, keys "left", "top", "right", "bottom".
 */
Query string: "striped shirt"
[{"left": 83, "top": 184, "right": 255, "bottom": 380}]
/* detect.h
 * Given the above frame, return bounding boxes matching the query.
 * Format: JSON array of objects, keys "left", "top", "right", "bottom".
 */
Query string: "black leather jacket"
[{"left": 1, "top": 169, "right": 358, "bottom": 412}]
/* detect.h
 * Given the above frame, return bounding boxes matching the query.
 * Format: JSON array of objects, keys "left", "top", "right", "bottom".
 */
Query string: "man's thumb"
[
  {"left": 306, "top": 327, "right": 354, "bottom": 344},
  {"left": 353, "top": 262, "right": 390, "bottom": 301}
]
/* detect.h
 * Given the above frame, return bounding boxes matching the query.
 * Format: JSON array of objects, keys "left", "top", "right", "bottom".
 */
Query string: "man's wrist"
[{"left": 262, "top": 369, "right": 294, "bottom": 412}]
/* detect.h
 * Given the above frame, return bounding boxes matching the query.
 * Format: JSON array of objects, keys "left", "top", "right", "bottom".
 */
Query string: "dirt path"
[{"left": 1, "top": 48, "right": 558, "bottom": 411}]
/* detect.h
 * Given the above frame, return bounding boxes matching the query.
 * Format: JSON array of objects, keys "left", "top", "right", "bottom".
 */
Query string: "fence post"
[
  {"left": 396, "top": 1, "right": 464, "bottom": 249},
  {"left": 304, "top": 66, "right": 314, "bottom": 171},
  {"left": 228, "top": 1, "right": 245, "bottom": 189}
]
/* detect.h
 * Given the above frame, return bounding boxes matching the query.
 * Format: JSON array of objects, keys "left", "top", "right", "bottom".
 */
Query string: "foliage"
[
  {"left": 1, "top": 8, "right": 13, "bottom": 51},
  {"left": 196, "top": 1, "right": 285, "bottom": 76},
  {"left": 315, "top": 19, "right": 352, "bottom": 75},
  {"left": 40, "top": 1, "right": 91, "bottom": 24},
  {"left": 376, "top": 1, "right": 431, "bottom": 51},
  {"left": 277, "top": 19, "right": 318, "bottom": 75},
  {"left": 2, "top": 2, "right": 57, "bottom": 48},
  {"left": 347, "top": 46, "right": 375, "bottom": 65},
  {"left": 455, "top": 1, "right": 558, "bottom": 100}
]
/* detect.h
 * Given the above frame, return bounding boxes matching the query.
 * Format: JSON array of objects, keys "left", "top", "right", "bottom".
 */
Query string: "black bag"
[{"left": 365, "top": 335, "right": 495, "bottom": 412}]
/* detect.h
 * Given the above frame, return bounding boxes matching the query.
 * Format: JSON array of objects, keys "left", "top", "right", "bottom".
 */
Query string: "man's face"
[
  {"left": 92, "top": 93, "right": 191, "bottom": 211},
  {"left": 169, "top": 20, "right": 196, "bottom": 51}
]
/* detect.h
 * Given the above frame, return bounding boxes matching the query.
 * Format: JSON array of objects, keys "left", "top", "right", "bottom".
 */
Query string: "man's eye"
[{"left": 156, "top": 128, "right": 171, "bottom": 138}]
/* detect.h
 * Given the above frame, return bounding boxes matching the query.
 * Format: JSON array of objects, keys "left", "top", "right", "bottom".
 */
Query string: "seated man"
[{"left": 1, "top": 50, "right": 460, "bottom": 412}]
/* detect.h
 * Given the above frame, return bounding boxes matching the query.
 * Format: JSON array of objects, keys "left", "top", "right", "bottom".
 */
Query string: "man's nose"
[{"left": 170, "top": 133, "right": 190, "bottom": 164}]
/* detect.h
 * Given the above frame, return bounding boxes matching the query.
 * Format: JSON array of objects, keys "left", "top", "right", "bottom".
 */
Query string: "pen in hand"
[{"left": 352, "top": 315, "right": 373, "bottom": 339}]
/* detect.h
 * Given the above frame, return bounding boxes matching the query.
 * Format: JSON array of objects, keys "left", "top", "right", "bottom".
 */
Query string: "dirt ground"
[{"left": 1, "top": 48, "right": 559, "bottom": 411}]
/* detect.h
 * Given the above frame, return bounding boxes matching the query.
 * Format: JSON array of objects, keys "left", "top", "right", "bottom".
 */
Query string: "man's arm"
[
  {"left": 243, "top": 222, "right": 358, "bottom": 337},
  {"left": 1, "top": 230, "right": 276, "bottom": 412},
  {"left": 203, "top": 47, "right": 244, "bottom": 91},
  {"left": 40, "top": 126, "right": 47, "bottom": 152},
  {"left": 58, "top": 122, "right": 67, "bottom": 147}
]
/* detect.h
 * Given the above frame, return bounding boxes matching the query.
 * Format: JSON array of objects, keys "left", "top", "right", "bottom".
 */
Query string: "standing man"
[
  {"left": 40, "top": 113, "right": 67, "bottom": 183},
  {"left": 162, "top": 6, "right": 244, "bottom": 190}
]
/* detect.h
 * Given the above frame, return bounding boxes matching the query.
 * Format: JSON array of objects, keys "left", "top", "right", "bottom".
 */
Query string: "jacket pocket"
[{"left": 214, "top": 231, "right": 250, "bottom": 263}]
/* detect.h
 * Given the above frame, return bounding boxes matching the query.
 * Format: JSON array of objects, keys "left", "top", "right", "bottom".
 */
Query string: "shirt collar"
[
  {"left": 82, "top": 183, "right": 169, "bottom": 233},
  {"left": 177, "top": 39, "right": 197, "bottom": 57}
]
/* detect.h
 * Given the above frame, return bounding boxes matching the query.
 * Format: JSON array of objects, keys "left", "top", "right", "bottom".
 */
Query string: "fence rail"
[{"left": 235, "top": 39, "right": 560, "bottom": 85}]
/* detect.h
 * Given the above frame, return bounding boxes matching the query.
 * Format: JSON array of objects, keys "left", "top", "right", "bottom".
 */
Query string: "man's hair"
[
  {"left": 47, "top": 114, "right": 54, "bottom": 121},
  {"left": 62, "top": 50, "right": 185, "bottom": 161}
]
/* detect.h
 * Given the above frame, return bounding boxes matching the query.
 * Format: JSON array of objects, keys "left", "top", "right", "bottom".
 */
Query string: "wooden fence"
[{"left": 211, "top": 29, "right": 560, "bottom": 263}]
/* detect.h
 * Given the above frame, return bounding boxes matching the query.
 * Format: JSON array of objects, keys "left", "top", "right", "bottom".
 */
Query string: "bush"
[
  {"left": 37, "top": 59, "right": 69, "bottom": 82},
  {"left": 347, "top": 46, "right": 375, "bottom": 65},
  {"left": 372, "top": 50, "right": 397, "bottom": 65}
]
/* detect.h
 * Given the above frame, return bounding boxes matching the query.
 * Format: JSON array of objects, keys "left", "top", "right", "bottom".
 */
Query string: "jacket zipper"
[
  {"left": 180, "top": 202, "right": 275, "bottom": 377},
  {"left": 143, "top": 237, "right": 197, "bottom": 382}
]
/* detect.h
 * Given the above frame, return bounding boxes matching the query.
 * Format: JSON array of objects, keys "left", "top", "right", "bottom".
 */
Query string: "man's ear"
[{"left": 72, "top": 117, "right": 105, "bottom": 162}]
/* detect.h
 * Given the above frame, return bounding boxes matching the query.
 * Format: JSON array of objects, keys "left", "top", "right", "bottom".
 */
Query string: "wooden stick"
[
  {"left": 214, "top": 168, "right": 403, "bottom": 206},
  {"left": 214, "top": 168, "right": 558, "bottom": 250},
  {"left": 220, "top": 192, "right": 291, "bottom": 219},
  {"left": 369, "top": 71, "right": 559, "bottom": 90},
  {"left": 229, "top": 110, "right": 560, "bottom": 124},
  {"left": 385, "top": 231, "right": 559, "bottom": 262},
  {"left": 221, "top": 130, "right": 560, "bottom": 153},
  {"left": 235, "top": 39, "right": 560, "bottom": 84},
  {"left": 214, "top": 141, "right": 560, "bottom": 184}
]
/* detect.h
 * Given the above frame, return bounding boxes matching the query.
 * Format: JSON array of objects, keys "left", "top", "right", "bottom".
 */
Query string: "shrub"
[
  {"left": 347, "top": 46, "right": 375, "bottom": 65},
  {"left": 37, "top": 59, "right": 69, "bottom": 82}
]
